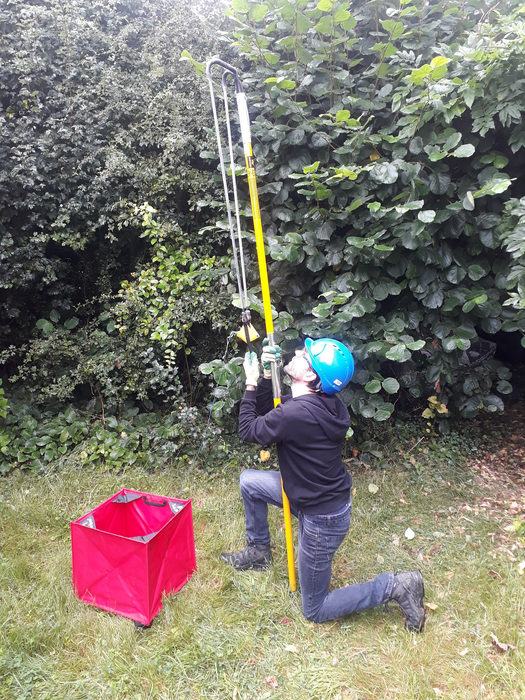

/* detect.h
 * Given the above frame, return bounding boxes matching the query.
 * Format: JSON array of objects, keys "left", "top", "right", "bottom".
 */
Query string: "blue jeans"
[{"left": 239, "top": 470, "right": 394, "bottom": 623}]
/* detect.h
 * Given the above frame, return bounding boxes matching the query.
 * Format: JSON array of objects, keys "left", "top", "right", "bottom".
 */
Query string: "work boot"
[
  {"left": 390, "top": 570, "right": 425, "bottom": 632},
  {"left": 221, "top": 543, "right": 272, "bottom": 571}
]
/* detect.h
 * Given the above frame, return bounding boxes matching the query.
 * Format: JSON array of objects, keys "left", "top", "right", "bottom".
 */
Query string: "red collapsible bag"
[{"left": 71, "top": 488, "right": 196, "bottom": 625}]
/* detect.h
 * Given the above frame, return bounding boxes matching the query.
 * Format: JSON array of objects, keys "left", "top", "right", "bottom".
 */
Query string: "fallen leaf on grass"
[
  {"left": 491, "top": 633, "right": 516, "bottom": 653},
  {"left": 285, "top": 644, "right": 299, "bottom": 653},
  {"left": 332, "top": 656, "right": 339, "bottom": 665},
  {"left": 264, "top": 676, "right": 278, "bottom": 689},
  {"left": 247, "top": 658, "right": 256, "bottom": 665},
  {"left": 405, "top": 527, "right": 415, "bottom": 540},
  {"left": 376, "top": 553, "right": 385, "bottom": 564},
  {"left": 445, "top": 571, "right": 454, "bottom": 579},
  {"left": 428, "top": 543, "right": 442, "bottom": 556},
  {"left": 458, "top": 647, "right": 469, "bottom": 656},
  {"left": 425, "top": 602, "right": 438, "bottom": 610},
  {"left": 260, "top": 450, "right": 270, "bottom": 462},
  {"left": 488, "top": 570, "right": 502, "bottom": 580},
  {"left": 352, "top": 487, "right": 356, "bottom": 496},
  {"left": 368, "top": 483, "right": 379, "bottom": 494},
  {"left": 279, "top": 617, "right": 292, "bottom": 625},
  {"left": 321, "top": 651, "right": 330, "bottom": 658}
]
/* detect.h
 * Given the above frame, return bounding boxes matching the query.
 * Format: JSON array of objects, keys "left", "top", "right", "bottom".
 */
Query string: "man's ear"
[{"left": 304, "top": 369, "right": 318, "bottom": 383}]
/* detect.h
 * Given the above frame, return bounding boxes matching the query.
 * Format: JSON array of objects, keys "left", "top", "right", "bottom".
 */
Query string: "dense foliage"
[
  {"left": 195, "top": 0, "right": 525, "bottom": 430},
  {"left": 2, "top": 0, "right": 525, "bottom": 473}
]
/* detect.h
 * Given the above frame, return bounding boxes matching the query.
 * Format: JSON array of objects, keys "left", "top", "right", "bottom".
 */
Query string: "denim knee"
[{"left": 240, "top": 469, "right": 257, "bottom": 497}]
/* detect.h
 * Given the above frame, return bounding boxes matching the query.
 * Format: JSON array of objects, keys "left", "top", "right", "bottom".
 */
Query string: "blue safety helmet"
[{"left": 304, "top": 338, "right": 354, "bottom": 395}]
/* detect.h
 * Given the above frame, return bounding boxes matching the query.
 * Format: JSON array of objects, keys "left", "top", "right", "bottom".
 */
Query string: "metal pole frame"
[{"left": 206, "top": 58, "right": 296, "bottom": 592}]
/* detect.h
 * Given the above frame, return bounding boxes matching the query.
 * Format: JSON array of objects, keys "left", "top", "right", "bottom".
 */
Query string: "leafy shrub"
[
  {"left": 0, "top": 392, "right": 227, "bottom": 476},
  {"left": 4, "top": 205, "right": 235, "bottom": 410},
  {"left": 193, "top": 0, "right": 525, "bottom": 430}
]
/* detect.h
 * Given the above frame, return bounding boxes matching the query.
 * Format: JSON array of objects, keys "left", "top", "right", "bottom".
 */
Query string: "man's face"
[{"left": 284, "top": 347, "right": 313, "bottom": 382}]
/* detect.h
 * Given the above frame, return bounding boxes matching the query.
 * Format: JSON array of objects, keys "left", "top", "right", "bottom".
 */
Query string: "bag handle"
[{"left": 142, "top": 496, "right": 167, "bottom": 508}]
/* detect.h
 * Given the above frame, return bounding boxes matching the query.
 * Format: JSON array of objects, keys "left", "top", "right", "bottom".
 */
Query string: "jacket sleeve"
[
  {"left": 239, "top": 390, "right": 288, "bottom": 445},
  {"left": 255, "top": 376, "right": 274, "bottom": 416}
]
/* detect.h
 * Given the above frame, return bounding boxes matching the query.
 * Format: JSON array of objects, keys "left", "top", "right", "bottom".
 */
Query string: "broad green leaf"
[
  {"left": 497, "top": 380, "right": 513, "bottom": 394},
  {"left": 264, "top": 52, "right": 280, "bottom": 65},
  {"left": 304, "top": 161, "right": 320, "bottom": 174},
  {"left": 382, "top": 378, "right": 400, "bottom": 394},
  {"left": 442, "top": 336, "right": 458, "bottom": 352},
  {"left": 443, "top": 132, "right": 462, "bottom": 152},
  {"left": 249, "top": 4, "right": 268, "bottom": 21},
  {"left": 418, "top": 210, "right": 436, "bottom": 223},
  {"left": 317, "top": 0, "right": 333, "bottom": 10},
  {"left": 341, "top": 15, "right": 357, "bottom": 30},
  {"left": 65, "top": 317, "right": 79, "bottom": 330},
  {"left": 365, "top": 379, "right": 381, "bottom": 393},
  {"left": 50, "top": 309, "right": 60, "bottom": 323},
  {"left": 334, "top": 9, "right": 351, "bottom": 24},
  {"left": 452, "top": 144, "right": 475, "bottom": 158},
  {"left": 314, "top": 15, "right": 332, "bottom": 34},
  {"left": 370, "top": 163, "right": 398, "bottom": 184},
  {"left": 431, "top": 64, "right": 449, "bottom": 81},
  {"left": 385, "top": 344, "right": 410, "bottom": 362},
  {"left": 336, "top": 110, "right": 350, "bottom": 122},
  {"left": 468, "top": 265, "right": 487, "bottom": 281},
  {"left": 408, "top": 64, "right": 432, "bottom": 84},
  {"left": 384, "top": 43, "right": 397, "bottom": 58},
  {"left": 296, "top": 12, "right": 311, "bottom": 33},
  {"left": 375, "top": 404, "right": 394, "bottom": 421},
  {"left": 493, "top": 155, "right": 509, "bottom": 169},
  {"left": 232, "top": 0, "right": 250, "bottom": 12},
  {"left": 348, "top": 200, "right": 362, "bottom": 212},
  {"left": 462, "top": 192, "right": 475, "bottom": 211},
  {"left": 429, "top": 172, "right": 450, "bottom": 195},
  {"left": 430, "top": 56, "right": 451, "bottom": 67}
]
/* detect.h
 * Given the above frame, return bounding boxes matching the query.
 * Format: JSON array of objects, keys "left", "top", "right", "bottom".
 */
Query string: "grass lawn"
[{"left": 0, "top": 423, "right": 524, "bottom": 699}]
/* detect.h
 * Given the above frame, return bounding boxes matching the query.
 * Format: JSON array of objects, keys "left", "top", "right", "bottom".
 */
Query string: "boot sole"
[{"left": 220, "top": 554, "right": 272, "bottom": 571}]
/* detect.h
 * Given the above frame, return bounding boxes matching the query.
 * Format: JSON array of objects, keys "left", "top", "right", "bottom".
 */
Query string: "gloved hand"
[
  {"left": 261, "top": 338, "right": 282, "bottom": 379},
  {"left": 243, "top": 351, "right": 260, "bottom": 387}
]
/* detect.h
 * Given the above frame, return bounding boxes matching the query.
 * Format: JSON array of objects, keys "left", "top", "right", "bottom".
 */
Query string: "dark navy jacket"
[{"left": 238, "top": 377, "right": 352, "bottom": 514}]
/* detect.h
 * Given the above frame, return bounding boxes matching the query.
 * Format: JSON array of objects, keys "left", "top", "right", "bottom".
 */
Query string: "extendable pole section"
[{"left": 206, "top": 58, "right": 296, "bottom": 592}]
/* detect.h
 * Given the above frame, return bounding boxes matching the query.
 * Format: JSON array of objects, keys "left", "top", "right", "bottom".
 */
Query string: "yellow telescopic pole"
[{"left": 236, "top": 90, "right": 296, "bottom": 592}]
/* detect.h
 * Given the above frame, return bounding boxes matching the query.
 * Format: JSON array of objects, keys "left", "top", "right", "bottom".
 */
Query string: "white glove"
[{"left": 243, "top": 351, "right": 260, "bottom": 387}]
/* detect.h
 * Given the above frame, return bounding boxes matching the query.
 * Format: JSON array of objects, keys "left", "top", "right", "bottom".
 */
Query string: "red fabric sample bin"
[{"left": 71, "top": 488, "right": 196, "bottom": 625}]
